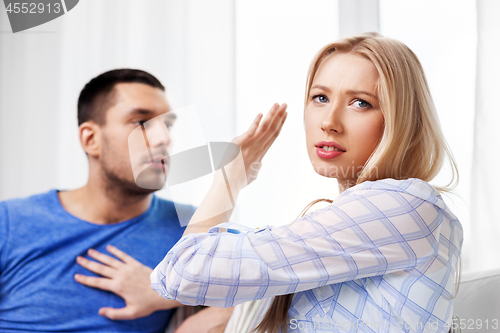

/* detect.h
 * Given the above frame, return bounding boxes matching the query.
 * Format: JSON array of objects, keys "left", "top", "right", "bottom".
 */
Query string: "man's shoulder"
[
  {"left": 153, "top": 196, "right": 196, "bottom": 212},
  {"left": 150, "top": 195, "right": 196, "bottom": 225},
  {"left": 0, "top": 189, "right": 57, "bottom": 215}
]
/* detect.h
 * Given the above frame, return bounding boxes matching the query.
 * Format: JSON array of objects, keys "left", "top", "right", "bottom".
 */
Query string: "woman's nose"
[{"left": 321, "top": 103, "right": 343, "bottom": 133}]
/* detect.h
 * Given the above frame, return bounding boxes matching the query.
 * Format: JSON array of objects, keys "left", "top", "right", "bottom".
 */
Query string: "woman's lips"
[{"left": 315, "top": 147, "right": 344, "bottom": 159}]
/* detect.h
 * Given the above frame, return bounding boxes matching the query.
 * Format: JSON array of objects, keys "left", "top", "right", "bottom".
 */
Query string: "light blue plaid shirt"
[{"left": 152, "top": 178, "right": 463, "bottom": 332}]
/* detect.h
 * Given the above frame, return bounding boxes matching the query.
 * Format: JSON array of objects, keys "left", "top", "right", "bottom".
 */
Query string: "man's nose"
[
  {"left": 321, "top": 102, "right": 343, "bottom": 134},
  {"left": 144, "top": 117, "right": 171, "bottom": 149}
]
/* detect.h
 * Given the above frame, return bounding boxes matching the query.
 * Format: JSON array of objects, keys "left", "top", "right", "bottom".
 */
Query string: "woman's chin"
[{"left": 312, "top": 165, "right": 341, "bottom": 178}]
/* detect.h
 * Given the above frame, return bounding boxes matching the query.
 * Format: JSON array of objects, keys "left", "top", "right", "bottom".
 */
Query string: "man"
[{"left": 0, "top": 69, "right": 232, "bottom": 332}]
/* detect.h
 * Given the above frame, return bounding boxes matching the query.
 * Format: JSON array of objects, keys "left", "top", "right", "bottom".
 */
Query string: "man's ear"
[{"left": 79, "top": 121, "right": 101, "bottom": 157}]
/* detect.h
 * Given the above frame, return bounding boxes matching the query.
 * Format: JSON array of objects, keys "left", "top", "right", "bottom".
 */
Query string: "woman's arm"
[
  {"left": 183, "top": 103, "right": 287, "bottom": 236},
  {"left": 151, "top": 178, "right": 463, "bottom": 307}
]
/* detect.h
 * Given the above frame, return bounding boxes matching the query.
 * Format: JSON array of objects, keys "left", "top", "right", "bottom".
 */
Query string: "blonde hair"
[{"left": 255, "top": 32, "right": 460, "bottom": 333}]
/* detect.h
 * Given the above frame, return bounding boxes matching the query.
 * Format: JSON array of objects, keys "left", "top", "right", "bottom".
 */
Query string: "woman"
[{"left": 151, "top": 32, "right": 462, "bottom": 333}]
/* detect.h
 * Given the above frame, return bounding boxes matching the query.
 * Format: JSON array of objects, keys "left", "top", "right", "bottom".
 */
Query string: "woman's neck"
[{"left": 337, "top": 178, "right": 357, "bottom": 194}]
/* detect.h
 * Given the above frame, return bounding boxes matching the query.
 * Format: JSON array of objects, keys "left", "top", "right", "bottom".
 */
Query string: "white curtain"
[
  {"left": 470, "top": 0, "right": 500, "bottom": 272},
  {"left": 0, "top": 9, "right": 64, "bottom": 199},
  {"left": 1, "top": 0, "right": 499, "bottom": 273}
]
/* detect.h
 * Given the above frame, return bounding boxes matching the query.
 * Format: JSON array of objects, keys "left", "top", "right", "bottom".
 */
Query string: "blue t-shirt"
[{"left": 0, "top": 190, "right": 195, "bottom": 333}]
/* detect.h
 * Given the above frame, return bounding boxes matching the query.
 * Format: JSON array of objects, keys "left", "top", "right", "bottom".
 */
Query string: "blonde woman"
[{"left": 151, "top": 32, "right": 462, "bottom": 333}]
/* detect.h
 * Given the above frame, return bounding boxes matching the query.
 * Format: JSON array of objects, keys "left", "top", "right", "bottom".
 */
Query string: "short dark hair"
[{"left": 77, "top": 69, "right": 165, "bottom": 126}]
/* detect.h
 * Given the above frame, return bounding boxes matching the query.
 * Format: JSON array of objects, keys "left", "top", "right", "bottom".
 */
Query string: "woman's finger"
[
  {"left": 262, "top": 103, "right": 287, "bottom": 137},
  {"left": 232, "top": 103, "right": 279, "bottom": 147},
  {"left": 230, "top": 103, "right": 286, "bottom": 174},
  {"left": 253, "top": 103, "right": 282, "bottom": 139},
  {"left": 270, "top": 104, "right": 287, "bottom": 133},
  {"left": 272, "top": 108, "right": 288, "bottom": 138},
  {"left": 234, "top": 112, "right": 263, "bottom": 145},
  {"left": 261, "top": 111, "right": 287, "bottom": 158},
  {"left": 247, "top": 112, "right": 263, "bottom": 137},
  {"left": 256, "top": 104, "right": 288, "bottom": 154}
]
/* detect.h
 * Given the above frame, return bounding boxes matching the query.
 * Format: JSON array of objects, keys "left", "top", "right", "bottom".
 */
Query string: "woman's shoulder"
[{"left": 343, "top": 177, "right": 445, "bottom": 210}]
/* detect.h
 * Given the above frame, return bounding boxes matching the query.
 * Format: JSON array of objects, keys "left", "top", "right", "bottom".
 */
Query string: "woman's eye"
[
  {"left": 312, "top": 94, "right": 328, "bottom": 103},
  {"left": 353, "top": 99, "right": 372, "bottom": 109}
]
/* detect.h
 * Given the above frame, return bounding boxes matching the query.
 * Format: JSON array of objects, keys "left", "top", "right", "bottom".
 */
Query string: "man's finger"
[
  {"left": 106, "top": 244, "right": 136, "bottom": 265},
  {"left": 87, "top": 248, "right": 124, "bottom": 269},
  {"left": 99, "top": 306, "right": 137, "bottom": 320},
  {"left": 76, "top": 256, "right": 115, "bottom": 278},
  {"left": 74, "top": 274, "right": 113, "bottom": 291}
]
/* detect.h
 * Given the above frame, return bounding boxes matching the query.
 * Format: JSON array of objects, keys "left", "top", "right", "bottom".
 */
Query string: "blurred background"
[{"left": 0, "top": 0, "right": 498, "bottom": 274}]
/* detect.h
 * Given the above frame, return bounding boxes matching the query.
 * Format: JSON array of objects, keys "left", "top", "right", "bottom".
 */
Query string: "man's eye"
[
  {"left": 135, "top": 119, "right": 173, "bottom": 129},
  {"left": 312, "top": 94, "right": 328, "bottom": 103},
  {"left": 353, "top": 99, "right": 372, "bottom": 109}
]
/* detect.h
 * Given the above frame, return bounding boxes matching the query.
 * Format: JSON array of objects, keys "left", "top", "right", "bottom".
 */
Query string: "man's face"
[{"left": 98, "top": 82, "right": 174, "bottom": 195}]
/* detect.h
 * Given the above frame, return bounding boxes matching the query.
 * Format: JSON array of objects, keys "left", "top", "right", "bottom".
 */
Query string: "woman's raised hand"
[
  {"left": 184, "top": 103, "right": 287, "bottom": 234},
  {"left": 225, "top": 103, "right": 288, "bottom": 187}
]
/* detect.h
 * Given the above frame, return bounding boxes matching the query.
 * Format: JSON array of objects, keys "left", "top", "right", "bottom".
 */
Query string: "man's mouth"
[
  {"left": 139, "top": 153, "right": 169, "bottom": 171},
  {"left": 148, "top": 160, "right": 168, "bottom": 171}
]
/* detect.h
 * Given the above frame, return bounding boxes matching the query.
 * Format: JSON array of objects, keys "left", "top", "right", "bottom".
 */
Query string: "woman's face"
[{"left": 304, "top": 52, "right": 384, "bottom": 192}]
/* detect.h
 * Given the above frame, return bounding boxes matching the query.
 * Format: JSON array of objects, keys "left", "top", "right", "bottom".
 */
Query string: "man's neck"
[{"left": 57, "top": 183, "right": 153, "bottom": 225}]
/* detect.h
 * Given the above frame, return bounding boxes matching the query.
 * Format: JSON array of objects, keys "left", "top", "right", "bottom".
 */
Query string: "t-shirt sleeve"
[{"left": 151, "top": 179, "right": 446, "bottom": 307}]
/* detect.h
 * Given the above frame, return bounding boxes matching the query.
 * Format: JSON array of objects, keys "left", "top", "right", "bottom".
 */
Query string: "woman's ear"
[{"left": 79, "top": 121, "right": 101, "bottom": 157}]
